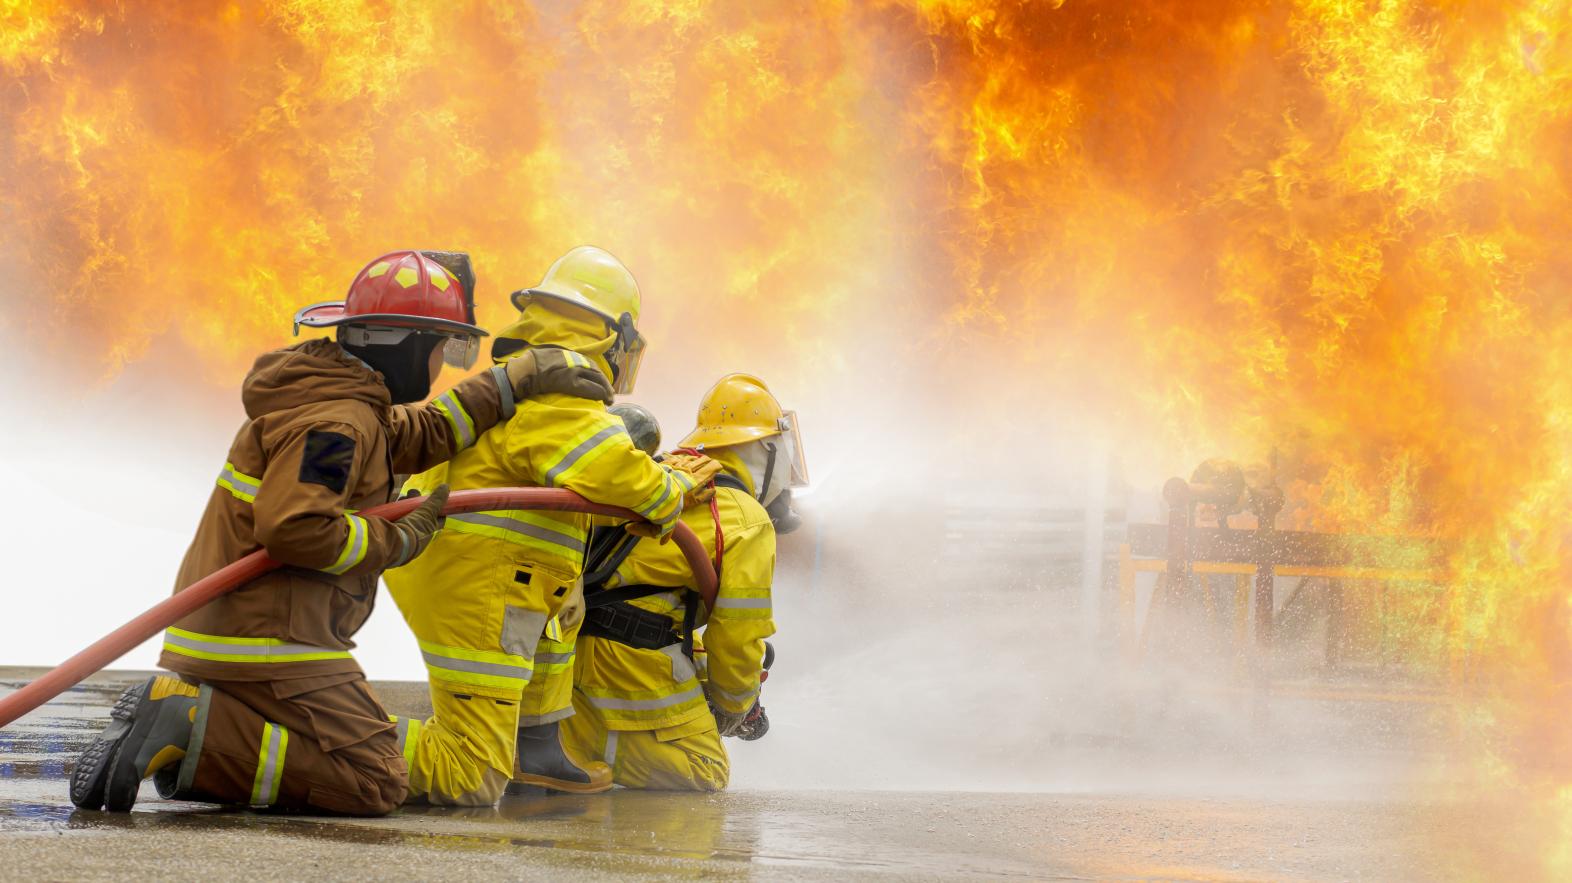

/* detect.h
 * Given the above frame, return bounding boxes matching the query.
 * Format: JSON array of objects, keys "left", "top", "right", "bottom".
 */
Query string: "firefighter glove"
[
  {"left": 508, "top": 348, "right": 614, "bottom": 404},
  {"left": 664, "top": 453, "right": 724, "bottom": 504},
  {"left": 390, "top": 484, "right": 450, "bottom": 567},
  {"left": 710, "top": 700, "right": 753, "bottom": 738},
  {"left": 624, "top": 520, "right": 673, "bottom": 544}
]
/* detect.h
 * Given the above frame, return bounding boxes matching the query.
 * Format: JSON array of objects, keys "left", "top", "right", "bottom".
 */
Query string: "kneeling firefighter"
[
  {"left": 69, "top": 250, "right": 612, "bottom": 815},
  {"left": 562, "top": 373, "right": 806, "bottom": 791},
  {"left": 383, "top": 246, "right": 714, "bottom": 805}
]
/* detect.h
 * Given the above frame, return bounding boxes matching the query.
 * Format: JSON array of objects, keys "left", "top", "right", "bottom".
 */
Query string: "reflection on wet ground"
[{"left": 0, "top": 668, "right": 1499, "bottom": 881}]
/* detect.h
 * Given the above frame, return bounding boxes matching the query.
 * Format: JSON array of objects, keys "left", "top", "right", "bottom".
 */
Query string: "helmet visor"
[
  {"left": 610, "top": 336, "right": 646, "bottom": 396},
  {"left": 442, "top": 334, "right": 481, "bottom": 370},
  {"left": 778, "top": 411, "right": 809, "bottom": 487}
]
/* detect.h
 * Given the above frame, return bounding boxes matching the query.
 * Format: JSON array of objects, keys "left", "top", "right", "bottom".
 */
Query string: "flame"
[{"left": 3, "top": 0, "right": 1572, "bottom": 872}]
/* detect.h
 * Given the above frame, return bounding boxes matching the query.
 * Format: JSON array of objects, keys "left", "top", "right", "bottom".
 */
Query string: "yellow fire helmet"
[
  {"left": 679, "top": 373, "right": 808, "bottom": 487},
  {"left": 510, "top": 245, "right": 646, "bottom": 394}
]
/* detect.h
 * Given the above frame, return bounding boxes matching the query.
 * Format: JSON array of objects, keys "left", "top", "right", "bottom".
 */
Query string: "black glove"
[{"left": 388, "top": 484, "right": 449, "bottom": 567}]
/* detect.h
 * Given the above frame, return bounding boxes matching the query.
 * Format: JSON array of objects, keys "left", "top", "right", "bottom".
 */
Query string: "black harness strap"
[{"left": 579, "top": 469, "right": 752, "bottom": 656}]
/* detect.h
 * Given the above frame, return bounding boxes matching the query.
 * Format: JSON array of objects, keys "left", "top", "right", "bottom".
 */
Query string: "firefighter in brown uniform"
[{"left": 70, "top": 250, "right": 612, "bottom": 815}]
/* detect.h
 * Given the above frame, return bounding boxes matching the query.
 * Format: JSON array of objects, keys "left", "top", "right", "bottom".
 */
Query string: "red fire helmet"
[{"left": 295, "top": 251, "right": 486, "bottom": 337}]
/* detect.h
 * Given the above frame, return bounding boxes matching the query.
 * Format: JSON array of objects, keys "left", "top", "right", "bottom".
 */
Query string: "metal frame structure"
[{"left": 1116, "top": 474, "right": 1453, "bottom": 702}]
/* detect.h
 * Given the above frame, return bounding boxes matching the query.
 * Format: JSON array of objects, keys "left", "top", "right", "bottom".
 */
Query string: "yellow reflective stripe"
[
  {"left": 162, "top": 627, "right": 353, "bottom": 664},
  {"left": 250, "top": 722, "right": 288, "bottom": 806},
  {"left": 433, "top": 390, "right": 476, "bottom": 450},
  {"left": 390, "top": 715, "right": 422, "bottom": 765},
  {"left": 216, "top": 462, "right": 260, "bottom": 503},
  {"left": 417, "top": 638, "right": 533, "bottom": 691},
  {"left": 444, "top": 510, "right": 586, "bottom": 560},
  {"left": 321, "top": 514, "right": 369, "bottom": 575},
  {"left": 544, "top": 616, "right": 564, "bottom": 643},
  {"left": 542, "top": 420, "right": 626, "bottom": 487},
  {"left": 578, "top": 682, "right": 705, "bottom": 722},
  {"left": 533, "top": 636, "right": 574, "bottom": 675},
  {"left": 631, "top": 472, "right": 679, "bottom": 523},
  {"left": 564, "top": 351, "right": 592, "bottom": 370}
]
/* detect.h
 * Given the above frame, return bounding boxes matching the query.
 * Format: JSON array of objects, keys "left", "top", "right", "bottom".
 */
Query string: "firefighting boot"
[
  {"left": 512, "top": 721, "right": 613, "bottom": 794},
  {"left": 71, "top": 676, "right": 199, "bottom": 811}
]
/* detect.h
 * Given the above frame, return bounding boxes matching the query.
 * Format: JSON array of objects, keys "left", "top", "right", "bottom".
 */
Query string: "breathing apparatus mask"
[
  {"left": 339, "top": 324, "right": 462, "bottom": 404},
  {"left": 732, "top": 412, "right": 809, "bottom": 532}
]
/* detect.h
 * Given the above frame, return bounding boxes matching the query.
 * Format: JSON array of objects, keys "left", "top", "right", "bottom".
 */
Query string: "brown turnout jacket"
[{"left": 160, "top": 338, "right": 509, "bottom": 682}]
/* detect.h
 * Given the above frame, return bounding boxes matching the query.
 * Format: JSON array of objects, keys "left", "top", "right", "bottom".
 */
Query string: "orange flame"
[{"left": 3, "top": 0, "right": 1571, "bottom": 872}]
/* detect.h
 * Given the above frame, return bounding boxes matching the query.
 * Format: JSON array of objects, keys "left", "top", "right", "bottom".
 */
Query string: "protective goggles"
[
  {"left": 777, "top": 411, "right": 809, "bottom": 487},
  {"left": 339, "top": 325, "right": 482, "bottom": 370}
]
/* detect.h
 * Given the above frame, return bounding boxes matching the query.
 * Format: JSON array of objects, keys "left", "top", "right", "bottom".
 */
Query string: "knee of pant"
[
  {"left": 373, "top": 759, "right": 411, "bottom": 814},
  {"left": 348, "top": 755, "right": 408, "bottom": 816},
  {"left": 690, "top": 753, "right": 729, "bottom": 793}
]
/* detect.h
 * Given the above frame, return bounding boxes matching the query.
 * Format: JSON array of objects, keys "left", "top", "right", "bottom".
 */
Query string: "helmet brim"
[
  {"left": 509, "top": 287, "right": 619, "bottom": 325},
  {"left": 678, "top": 424, "right": 782, "bottom": 450},
  {"left": 294, "top": 302, "right": 488, "bottom": 337}
]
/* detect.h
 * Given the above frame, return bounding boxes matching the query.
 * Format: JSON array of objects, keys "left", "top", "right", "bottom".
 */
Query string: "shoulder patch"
[{"left": 300, "top": 429, "right": 356, "bottom": 494}]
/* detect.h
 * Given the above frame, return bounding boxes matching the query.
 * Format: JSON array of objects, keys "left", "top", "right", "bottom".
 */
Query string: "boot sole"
[
  {"left": 103, "top": 679, "right": 171, "bottom": 812},
  {"left": 68, "top": 685, "right": 143, "bottom": 810},
  {"left": 511, "top": 773, "right": 613, "bottom": 794}
]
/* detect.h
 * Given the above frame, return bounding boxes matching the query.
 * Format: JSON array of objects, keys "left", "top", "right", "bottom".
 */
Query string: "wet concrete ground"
[{"left": 0, "top": 668, "right": 1507, "bottom": 881}]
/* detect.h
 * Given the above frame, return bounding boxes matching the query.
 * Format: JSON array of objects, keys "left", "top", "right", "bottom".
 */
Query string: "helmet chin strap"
[{"left": 756, "top": 442, "right": 779, "bottom": 505}]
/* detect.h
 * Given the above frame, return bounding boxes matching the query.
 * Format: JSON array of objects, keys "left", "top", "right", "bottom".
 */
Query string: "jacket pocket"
[{"left": 284, "top": 571, "right": 373, "bottom": 649}]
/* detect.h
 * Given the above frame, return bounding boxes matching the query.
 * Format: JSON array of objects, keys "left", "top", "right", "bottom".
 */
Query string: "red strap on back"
[
  {"left": 673, "top": 447, "right": 725, "bottom": 581},
  {"left": 709, "top": 493, "right": 725, "bottom": 579}
]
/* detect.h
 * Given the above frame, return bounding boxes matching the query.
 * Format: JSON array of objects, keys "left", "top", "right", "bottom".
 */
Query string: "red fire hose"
[{"left": 0, "top": 488, "right": 717, "bottom": 729}]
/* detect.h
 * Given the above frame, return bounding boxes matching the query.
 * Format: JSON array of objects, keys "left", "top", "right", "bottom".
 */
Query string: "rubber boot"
[
  {"left": 70, "top": 676, "right": 198, "bottom": 811},
  {"left": 513, "top": 721, "right": 613, "bottom": 794}
]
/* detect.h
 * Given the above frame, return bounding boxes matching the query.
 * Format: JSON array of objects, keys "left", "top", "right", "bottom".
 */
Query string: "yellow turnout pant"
[{"left": 561, "top": 690, "right": 729, "bottom": 792}]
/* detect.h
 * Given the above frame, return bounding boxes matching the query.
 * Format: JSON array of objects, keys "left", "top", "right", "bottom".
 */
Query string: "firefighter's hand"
[
  {"left": 710, "top": 702, "right": 752, "bottom": 738},
  {"left": 664, "top": 453, "right": 723, "bottom": 504},
  {"left": 507, "top": 348, "right": 614, "bottom": 404},
  {"left": 624, "top": 521, "right": 672, "bottom": 544},
  {"left": 736, "top": 704, "right": 769, "bottom": 741},
  {"left": 389, "top": 484, "right": 449, "bottom": 567}
]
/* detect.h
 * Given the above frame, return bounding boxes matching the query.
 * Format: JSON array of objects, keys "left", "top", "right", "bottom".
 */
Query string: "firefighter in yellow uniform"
[
  {"left": 383, "top": 246, "right": 704, "bottom": 805},
  {"left": 562, "top": 374, "right": 806, "bottom": 790}
]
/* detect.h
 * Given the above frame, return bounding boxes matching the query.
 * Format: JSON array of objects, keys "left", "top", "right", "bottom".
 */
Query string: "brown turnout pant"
[{"left": 176, "top": 672, "right": 407, "bottom": 815}]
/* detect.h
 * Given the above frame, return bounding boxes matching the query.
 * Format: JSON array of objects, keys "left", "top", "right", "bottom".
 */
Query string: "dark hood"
[{"left": 241, "top": 338, "right": 390, "bottom": 420}]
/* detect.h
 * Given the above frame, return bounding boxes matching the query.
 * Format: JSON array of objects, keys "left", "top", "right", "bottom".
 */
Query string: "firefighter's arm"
[
  {"left": 252, "top": 425, "right": 431, "bottom": 577},
  {"left": 702, "top": 521, "right": 777, "bottom": 715},
  {"left": 385, "top": 367, "right": 509, "bottom": 474},
  {"left": 512, "top": 409, "right": 692, "bottom": 535}
]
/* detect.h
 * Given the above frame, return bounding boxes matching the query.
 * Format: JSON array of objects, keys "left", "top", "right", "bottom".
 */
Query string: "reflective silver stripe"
[
  {"left": 491, "top": 365, "right": 516, "bottom": 420},
  {"left": 436, "top": 391, "right": 475, "bottom": 448},
  {"left": 446, "top": 512, "right": 585, "bottom": 553},
  {"left": 420, "top": 648, "right": 530, "bottom": 680},
  {"left": 219, "top": 466, "right": 259, "bottom": 495},
  {"left": 322, "top": 514, "right": 367, "bottom": 575},
  {"left": 711, "top": 685, "right": 759, "bottom": 705},
  {"left": 544, "top": 424, "right": 624, "bottom": 486},
  {"left": 585, "top": 684, "right": 704, "bottom": 712},
  {"left": 604, "top": 731, "right": 619, "bottom": 768},
  {"left": 252, "top": 723, "right": 285, "bottom": 806},
  {"left": 635, "top": 475, "right": 676, "bottom": 518},
  {"left": 163, "top": 631, "right": 343, "bottom": 659},
  {"left": 534, "top": 651, "right": 574, "bottom": 666},
  {"left": 218, "top": 465, "right": 260, "bottom": 498},
  {"left": 714, "top": 597, "right": 771, "bottom": 609}
]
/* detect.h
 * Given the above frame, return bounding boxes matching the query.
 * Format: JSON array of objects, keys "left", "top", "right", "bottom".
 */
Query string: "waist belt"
[
  {"left": 581, "top": 583, "right": 700, "bottom": 655},
  {"left": 580, "top": 602, "right": 683, "bottom": 651}
]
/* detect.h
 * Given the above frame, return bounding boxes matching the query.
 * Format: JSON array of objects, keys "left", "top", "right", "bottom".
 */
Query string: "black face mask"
[
  {"left": 341, "top": 332, "right": 443, "bottom": 404},
  {"left": 765, "top": 488, "right": 802, "bottom": 535}
]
